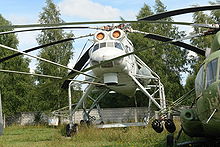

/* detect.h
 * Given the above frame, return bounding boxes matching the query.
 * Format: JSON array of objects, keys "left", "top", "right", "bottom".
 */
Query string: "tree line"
[{"left": 0, "top": 0, "right": 219, "bottom": 115}]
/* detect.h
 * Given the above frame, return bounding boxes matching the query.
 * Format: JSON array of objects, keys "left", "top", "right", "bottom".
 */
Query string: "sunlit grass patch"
[{"left": 0, "top": 120, "right": 194, "bottom": 147}]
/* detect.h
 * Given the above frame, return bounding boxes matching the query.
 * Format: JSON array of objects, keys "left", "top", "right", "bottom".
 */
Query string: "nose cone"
[
  {"left": 91, "top": 47, "right": 125, "bottom": 62},
  {"left": 90, "top": 47, "right": 126, "bottom": 74}
]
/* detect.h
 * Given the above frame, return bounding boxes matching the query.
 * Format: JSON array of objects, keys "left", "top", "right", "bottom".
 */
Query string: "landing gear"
[
  {"left": 165, "top": 119, "right": 176, "bottom": 133},
  {"left": 65, "top": 123, "right": 78, "bottom": 137},
  {"left": 152, "top": 119, "right": 164, "bottom": 133},
  {"left": 166, "top": 134, "right": 174, "bottom": 147}
]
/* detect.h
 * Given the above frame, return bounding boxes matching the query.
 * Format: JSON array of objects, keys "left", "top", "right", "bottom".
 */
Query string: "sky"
[{"left": 0, "top": 0, "right": 217, "bottom": 83}]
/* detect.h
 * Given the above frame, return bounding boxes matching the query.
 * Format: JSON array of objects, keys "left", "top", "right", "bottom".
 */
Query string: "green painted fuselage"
[{"left": 180, "top": 31, "right": 220, "bottom": 137}]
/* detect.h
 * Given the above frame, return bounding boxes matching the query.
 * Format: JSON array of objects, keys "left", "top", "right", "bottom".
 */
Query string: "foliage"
[
  {"left": 0, "top": 14, "right": 35, "bottom": 115},
  {"left": 184, "top": 0, "right": 220, "bottom": 93},
  {"left": 35, "top": 0, "right": 74, "bottom": 111},
  {"left": 129, "top": 0, "right": 188, "bottom": 102}
]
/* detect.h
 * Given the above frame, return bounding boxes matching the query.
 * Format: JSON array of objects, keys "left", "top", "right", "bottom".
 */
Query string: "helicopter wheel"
[
  {"left": 65, "top": 124, "right": 72, "bottom": 137},
  {"left": 65, "top": 123, "right": 78, "bottom": 137},
  {"left": 166, "top": 134, "right": 174, "bottom": 147},
  {"left": 72, "top": 123, "right": 79, "bottom": 134},
  {"left": 80, "top": 120, "right": 86, "bottom": 125}
]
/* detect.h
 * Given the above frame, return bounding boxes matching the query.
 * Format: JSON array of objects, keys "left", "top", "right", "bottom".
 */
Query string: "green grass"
[{"left": 0, "top": 122, "right": 191, "bottom": 147}]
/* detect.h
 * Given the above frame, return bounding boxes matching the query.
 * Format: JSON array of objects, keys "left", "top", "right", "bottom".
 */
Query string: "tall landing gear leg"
[{"left": 66, "top": 83, "right": 94, "bottom": 137}]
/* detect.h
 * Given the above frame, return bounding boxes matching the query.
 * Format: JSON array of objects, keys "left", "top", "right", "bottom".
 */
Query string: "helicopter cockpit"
[
  {"left": 92, "top": 41, "right": 124, "bottom": 53},
  {"left": 195, "top": 56, "right": 218, "bottom": 96}
]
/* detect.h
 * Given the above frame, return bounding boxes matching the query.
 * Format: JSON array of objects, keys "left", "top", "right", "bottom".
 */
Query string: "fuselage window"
[
  {"left": 206, "top": 58, "right": 218, "bottom": 88},
  {"left": 93, "top": 44, "right": 99, "bottom": 52},
  {"left": 195, "top": 65, "right": 204, "bottom": 95},
  {"left": 107, "top": 42, "right": 114, "bottom": 47},
  {"left": 100, "top": 42, "right": 106, "bottom": 48},
  {"left": 115, "top": 42, "right": 123, "bottom": 50}
]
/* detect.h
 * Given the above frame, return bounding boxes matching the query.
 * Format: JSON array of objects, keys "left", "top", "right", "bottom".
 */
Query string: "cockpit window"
[
  {"left": 92, "top": 41, "right": 124, "bottom": 52},
  {"left": 100, "top": 42, "right": 106, "bottom": 48},
  {"left": 195, "top": 65, "right": 204, "bottom": 95},
  {"left": 93, "top": 44, "right": 99, "bottom": 52},
  {"left": 115, "top": 42, "right": 123, "bottom": 50},
  {"left": 206, "top": 58, "right": 218, "bottom": 88},
  {"left": 107, "top": 42, "right": 114, "bottom": 47}
]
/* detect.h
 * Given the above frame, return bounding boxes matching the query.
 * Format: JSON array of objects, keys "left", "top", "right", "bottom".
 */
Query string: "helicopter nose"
[{"left": 91, "top": 47, "right": 125, "bottom": 62}]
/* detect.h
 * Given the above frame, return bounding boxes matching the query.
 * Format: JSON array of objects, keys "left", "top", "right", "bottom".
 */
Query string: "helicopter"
[
  {"left": 0, "top": 3, "right": 219, "bottom": 141},
  {"left": 149, "top": 29, "right": 220, "bottom": 147}
]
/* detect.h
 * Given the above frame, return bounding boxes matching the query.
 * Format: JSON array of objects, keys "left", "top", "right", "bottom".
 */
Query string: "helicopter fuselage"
[
  {"left": 180, "top": 31, "right": 220, "bottom": 137},
  {"left": 89, "top": 29, "right": 139, "bottom": 96}
]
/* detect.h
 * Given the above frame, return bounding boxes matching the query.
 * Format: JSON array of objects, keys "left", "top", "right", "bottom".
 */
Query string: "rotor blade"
[
  {"left": 0, "top": 20, "right": 195, "bottom": 30},
  {"left": 139, "top": 5, "right": 220, "bottom": 21},
  {"left": 0, "top": 43, "right": 96, "bottom": 79},
  {"left": 132, "top": 30, "right": 205, "bottom": 55},
  {"left": 0, "top": 69, "right": 104, "bottom": 86},
  {"left": 0, "top": 26, "right": 97, "bottom": 35},
  {"left": 0, "top": 34, "right": 93, "bottom": 63},
  {"left": 62, "top": 45, "right": 92, "bottom": 89},
  {"left": 144, "top": 33, "right": 205, "bottom": 56}
]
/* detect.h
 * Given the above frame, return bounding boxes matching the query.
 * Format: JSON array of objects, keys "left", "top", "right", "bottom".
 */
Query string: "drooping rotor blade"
[
  {"left": 0, "top": 34, "right": 93, "bottom": 63},
  {"left": 0, "top": 69, "right": 104, "bottom": 86},
  {"left": 139, "top": 5, "right": 220, "bottom": 21},
  {"left": 0, "top": 43, "right": 96, "bottom": 79},
  {"left": 144, "top": 33, "right": 205, "bottom": 56},
  {"left": 0, "top": 26, "right": 97, "bottom": 35},
  {"left": 131, "top": 30, "right": 205, "bottom": 55},
  {"left": 62, "top": 45, "right": 92, "bottom": 89}
]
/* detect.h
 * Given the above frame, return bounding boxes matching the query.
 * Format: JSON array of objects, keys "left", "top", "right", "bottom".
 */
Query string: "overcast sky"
[{"left": 0, "top": 0, "right": 216, "bottom": 79}]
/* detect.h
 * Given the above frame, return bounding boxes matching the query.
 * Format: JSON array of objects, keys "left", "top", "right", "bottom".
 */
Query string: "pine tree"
[{"left": 36, "top": 0, "right": 74, "bottom": 111}]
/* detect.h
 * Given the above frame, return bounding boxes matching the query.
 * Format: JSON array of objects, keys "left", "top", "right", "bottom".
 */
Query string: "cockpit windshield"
[
  {"left": 92, "top": 41, "right": 124, "bottom": 52},
  {"left": 206, "top": 58, "right": 218, "bottom": 88}
]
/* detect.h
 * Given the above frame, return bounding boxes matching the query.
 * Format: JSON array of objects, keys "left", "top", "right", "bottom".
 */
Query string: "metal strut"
[
  {"left": 83, "top": 89, "right": 109, "bottom": 123},
  {"left": 131, "top": 75, "right": 162, "bottom": 109},
  {"left": 68, "top": 83, "right": 95, "bottom": 128}
]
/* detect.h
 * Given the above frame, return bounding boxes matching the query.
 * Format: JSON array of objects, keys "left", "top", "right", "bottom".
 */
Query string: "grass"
[{"left": 0, "top": 122, "right": 192, "bottom": 147}]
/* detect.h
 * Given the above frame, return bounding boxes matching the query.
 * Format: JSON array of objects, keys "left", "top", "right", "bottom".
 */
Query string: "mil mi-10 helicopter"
[{"left": 0, "top": 4, "right": 220, "bottom": 142}]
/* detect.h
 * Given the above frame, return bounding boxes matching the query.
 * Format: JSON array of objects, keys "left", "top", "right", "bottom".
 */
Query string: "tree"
[
  {"left": 129, "top": 0, "right": 188, "bottom": 101},
  {"left": 35, "top": 0, "right": 74, "bottom": 111},
  {"left": 185, "top": 1, "right": 220, "bottom": 92},
  {"left": 0, "top": 14, "right": 34, "bottom": 115}
]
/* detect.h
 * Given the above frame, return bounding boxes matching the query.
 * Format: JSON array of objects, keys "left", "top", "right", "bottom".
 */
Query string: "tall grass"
[{"left": 0, "top": 122, "right": 192, "bottom": 147}]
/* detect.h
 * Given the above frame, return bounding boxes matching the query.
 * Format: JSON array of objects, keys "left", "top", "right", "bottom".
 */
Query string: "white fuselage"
[{"left": 89, "top": 31, "right": 138, "bottom": 96}]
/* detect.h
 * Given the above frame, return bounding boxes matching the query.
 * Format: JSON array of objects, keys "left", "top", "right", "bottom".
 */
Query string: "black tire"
[
  {"left": 80, "top": 120, "right": 86, "bottom": 125},
  {"left": 165, "top": 119, "right": 176, "bottom": 133},
  {"left": 66, "top": 124, "right": 72, "bottom": 137},
  {"left": 72, "top": 124, "right": 79, "bottom": 134},
  {"left": 152, "top": 119, "right": 163, "bottom": 133}
]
